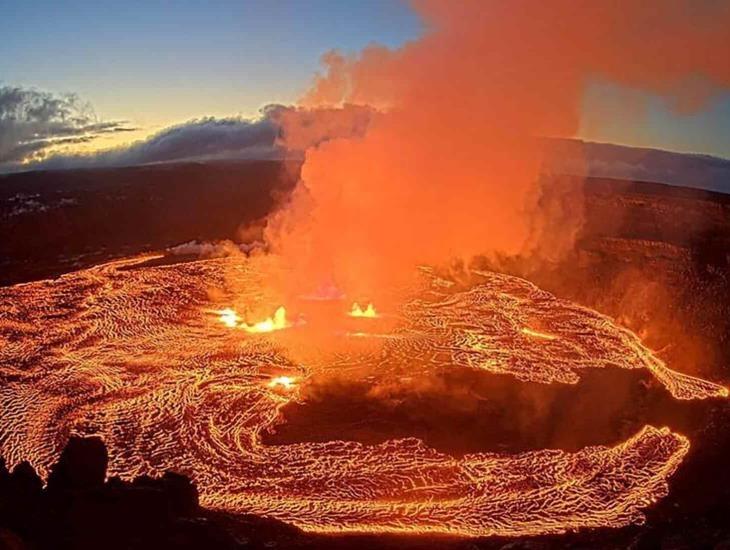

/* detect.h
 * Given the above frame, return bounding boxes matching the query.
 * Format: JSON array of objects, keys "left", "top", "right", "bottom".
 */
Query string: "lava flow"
[{"left": 0, "top": 254, "right": 726, "bottom": 537}]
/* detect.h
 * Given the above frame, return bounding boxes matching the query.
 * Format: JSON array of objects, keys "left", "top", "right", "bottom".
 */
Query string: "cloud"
[
  {"left": 0, "top": 85, "right": 133, "bottom": 168},
  {"left": 264, "top": 0, "right": 730, "bottom": 300},
  {"left": 8, "top": 82, "right": 725, "bottom": 195},
  {"left": 31, "top": 116, "right": 281, "bottom": 171},
  {"left": 4, "top": 100, "right": 374, "bottom": 173}
]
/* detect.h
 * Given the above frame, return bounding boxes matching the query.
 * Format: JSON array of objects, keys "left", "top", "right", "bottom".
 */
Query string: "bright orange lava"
[
  {"left": 521, "top": 327, "right": 557, "bottom": 340},
  {"left": 216, "top": 307, "right": 241, "bottom": 328},
  {"left": 242, "top": 306, "right": 289, "bottom": 333},
  {"left": 267, "top": 375, "right": 298, "bottom": 390},
  {"left": 349, "top": 302, "right": 377, "bottom": 318},
  {"left": 0, "top": 254, "right": 726, "bottom": 537},
  {"left": 215, "top": 305, "right": 290, "bottom": 333}
]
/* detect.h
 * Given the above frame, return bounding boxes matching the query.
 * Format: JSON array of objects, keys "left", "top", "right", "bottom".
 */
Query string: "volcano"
[
  {"left": 0, "top": 251, "right": 714, "bottom": 537},
  {"left": 1, "top": 159, "right": 729, "bottom": 547}
]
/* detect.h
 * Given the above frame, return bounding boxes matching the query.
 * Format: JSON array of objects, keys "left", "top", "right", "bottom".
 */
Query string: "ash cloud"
[{"left": 0, "top": 85, "right": 134, "bottom": 168}]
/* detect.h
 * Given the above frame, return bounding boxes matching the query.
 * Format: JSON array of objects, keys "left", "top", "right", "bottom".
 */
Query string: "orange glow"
[
  {"left": 216, "top": 307, "right": 241, "bottom": 328},
  {"left": 242, "top": 306, "right": 289, "bottom": 333},
  {"left": 1, "top": 255, "right": 726, "bottom": 537},
  {"left": 215, "top": 306, "right": 290, "bottom": 333},
  {"left": 267, "top": 376, "right": 298, "bottom": 390},
  {"left": 265, "top": 0, "right": 730, "bottom": 312},
  {"left": 349, "top": 302, "right": 377, "bottom": 318},
  {"left": 521, "top": 327, "right": 557, "bottom": 341}
]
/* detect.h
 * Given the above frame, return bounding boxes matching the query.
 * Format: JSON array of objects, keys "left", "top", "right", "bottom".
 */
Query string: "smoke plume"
[{"left": 267, "top": 0, "right": 730, "bottom": 299}]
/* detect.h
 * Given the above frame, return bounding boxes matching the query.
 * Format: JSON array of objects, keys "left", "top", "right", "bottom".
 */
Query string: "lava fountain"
[
  {"left": 349, "top": 302, "right": 377, "bottom": 318},
  {"left": 213, "top": 305, "right": 290, "bottom": 333}
]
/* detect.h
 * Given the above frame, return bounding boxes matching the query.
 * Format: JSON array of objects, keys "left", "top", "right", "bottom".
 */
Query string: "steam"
[{"left": 267, "top": 0, "right": 730, "bottom": 298}]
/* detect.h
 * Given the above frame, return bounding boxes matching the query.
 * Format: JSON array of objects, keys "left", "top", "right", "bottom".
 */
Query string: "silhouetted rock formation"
[
  {"left": 46, "top": 436, "right": 108, "bottom": 494},
  {"left": 0, "top": 436, "right": 240, "bottom": 550}
]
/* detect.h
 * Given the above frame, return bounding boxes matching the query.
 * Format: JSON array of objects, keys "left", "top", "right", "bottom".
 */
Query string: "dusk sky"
[
  {"left": 1, "top": 0, "right": 419, "bottom": 121},
  {"left": 2, "top": 0, "right": 729, "bottom": 159}
]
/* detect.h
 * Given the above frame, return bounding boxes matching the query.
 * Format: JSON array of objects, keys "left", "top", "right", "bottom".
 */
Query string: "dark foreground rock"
[{"left": 0, "top": 436, "right": 243, "bottom": 549}]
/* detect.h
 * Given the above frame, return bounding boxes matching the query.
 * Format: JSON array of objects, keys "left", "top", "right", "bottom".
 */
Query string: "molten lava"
[
  {"left": 349, "top": 302, "right": 377, "bottom": 318},
  {"left": 521, "top": 327, "right": 557, "bottom": 341},
  {"left": 216, "top": 307, "right": 241, "bottom": 328},
  {"left": 215, "top": 305, "right": 290, "bottom": 333},
  {"left": 268, "top": 376, "right": 298, "bottom": 391},
  {"left": 0, "top": 254, "right": 725, "bottom": 537},
  {"left": 242, "top": 306, "right": 289, "bottom": 333}
]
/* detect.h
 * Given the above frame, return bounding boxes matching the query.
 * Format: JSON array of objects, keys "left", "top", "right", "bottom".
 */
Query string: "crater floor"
[{"left": 0, "top": 254, "right": 724, "bottom": 536}]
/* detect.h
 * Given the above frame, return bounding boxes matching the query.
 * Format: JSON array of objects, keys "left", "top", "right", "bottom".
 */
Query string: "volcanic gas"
[{"left": 0, "top": 253, "right": 725, "bottom": 537}]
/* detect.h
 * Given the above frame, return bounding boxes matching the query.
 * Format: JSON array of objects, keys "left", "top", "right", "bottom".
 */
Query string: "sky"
[
  {"left": 580, "top": 81, "right": 730, "bottom": 158},
  {"left": 1, "top": 0, "right": 729, "bottom": 162},
  {"left": 0, "top": 0, "right": 420, "bottom": 140}
]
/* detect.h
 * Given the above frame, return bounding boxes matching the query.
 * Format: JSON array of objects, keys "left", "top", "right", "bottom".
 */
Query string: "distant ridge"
[
  {"left": 546, "top": 138, "right": 730, "bottom": 194},
  {"left": 3, "top": 137, "right": 729, "bottom": 195}
]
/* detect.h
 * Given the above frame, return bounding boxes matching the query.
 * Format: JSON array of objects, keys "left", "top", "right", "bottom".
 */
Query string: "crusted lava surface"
[{"left": 1, "top": 162, "right": 729, "bottom": 548}]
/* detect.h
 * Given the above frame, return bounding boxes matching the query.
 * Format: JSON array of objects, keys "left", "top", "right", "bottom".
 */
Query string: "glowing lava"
[
  {"left": 242, "top": 306, "right": 289, "bottom": 333},
  {"left": 349, "top": 302, "right": 377, "bottom": 318},
  {"left": 0, "top": 254, "right": 725, "bottom": 537},
  {"left": 215, "top": 305, "right": 290, "bottom": 333},
  {"left": 521, "top": 327, "right": 557, "bottom": 340},
  {"left": 268, "top": 376, "right": 298, "bottom": 390},
  {"left": 216, "top": 307, "right": 241, "bottom": 328}
]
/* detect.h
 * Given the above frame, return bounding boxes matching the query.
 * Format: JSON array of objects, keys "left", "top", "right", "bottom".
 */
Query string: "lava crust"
[{"left": 0, "top": 254, "right": 724, "bottom": 536}]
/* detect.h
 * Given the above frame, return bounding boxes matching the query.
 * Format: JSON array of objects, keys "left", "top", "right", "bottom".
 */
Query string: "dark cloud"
[
  {"left": 32, "top": 116, "right": 281, "bottom": 171},
  {"left": 0, "top": 85, "right": 133, "bottom": 168},
  {"left": 5, "top": 85, "right": 726, "bottom": 194},
  {"left": 10, "top": 102, "right": 374, "bottom": 172}
]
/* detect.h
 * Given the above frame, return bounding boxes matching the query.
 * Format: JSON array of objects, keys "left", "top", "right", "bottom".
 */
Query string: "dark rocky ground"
[
  {"left": 0, "top": 160, "right": 297, "bottom": 286},
  {"left": 1, "top": 161, "right": 729, "bottom": 549}
]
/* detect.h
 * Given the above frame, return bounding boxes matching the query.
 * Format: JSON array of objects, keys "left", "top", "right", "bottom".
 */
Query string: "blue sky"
[
  {"left": 0, "top": 0, "right": 421, "bottom": 127},
  {"left": 1, "top": 0, "right": 729, "bottom": 158}
]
